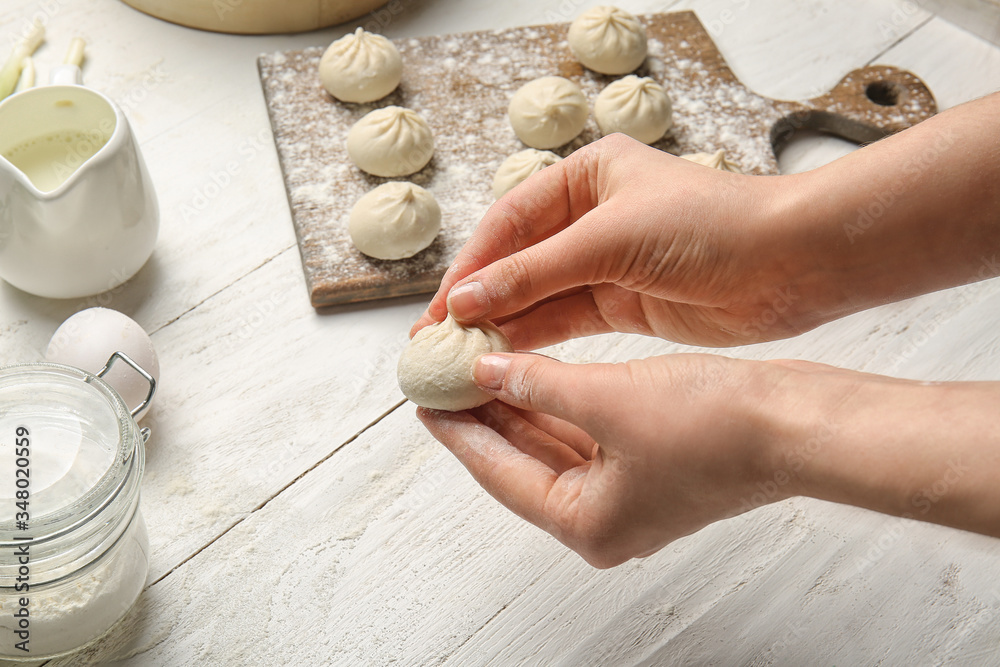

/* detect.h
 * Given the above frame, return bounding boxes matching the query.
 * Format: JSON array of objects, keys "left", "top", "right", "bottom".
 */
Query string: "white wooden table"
[{"left": 2, "top": 0, "right": 1000, "bottom": 664}]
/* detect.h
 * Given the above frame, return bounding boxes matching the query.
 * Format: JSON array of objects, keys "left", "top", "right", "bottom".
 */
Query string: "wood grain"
[
  {"left": 258, "top": 11, "right": 937, "bottom": 309},
  {"left": 45, "top": 299, "right": 1000, "bottom": 665}
]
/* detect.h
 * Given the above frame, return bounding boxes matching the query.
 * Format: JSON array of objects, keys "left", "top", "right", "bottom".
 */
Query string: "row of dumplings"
[
  {"left": 319, "top": 28, "right": 441, "bottom": 260},
  {"left": 496, "top": 6, "right": 742, "bottom": 199},
  {"left": 496, "top": 7, "right": 667, "bottom": 198},
  {"left": 318, "top": 6, "right": 741, "bottom": 263}
]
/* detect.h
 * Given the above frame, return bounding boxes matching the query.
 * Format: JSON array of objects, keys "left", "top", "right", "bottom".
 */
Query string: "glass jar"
[{"left": 0, "top": 354, "right": 153, "bottom": 661}]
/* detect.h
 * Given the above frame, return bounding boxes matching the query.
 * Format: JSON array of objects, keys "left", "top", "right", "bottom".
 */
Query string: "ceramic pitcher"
[{"left": 0, "top": 67, "right": 158, "bottom": 299}]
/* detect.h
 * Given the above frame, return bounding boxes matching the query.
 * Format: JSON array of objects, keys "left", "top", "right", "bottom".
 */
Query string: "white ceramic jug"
[{"left": 0, "top": 67, "right": 158, "bottom": 299}]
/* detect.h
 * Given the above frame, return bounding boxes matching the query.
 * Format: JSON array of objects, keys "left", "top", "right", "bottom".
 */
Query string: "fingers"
[
  {"left": 498, "top": 289, "right": 616, "bottom": 350},
  {"left": 515, "top": 409, "right": 596, "bottom": 461},
  {"left": 447, "top": 211, "right": 629, "bottom": 324},
  {"left": 473, "top": 352, "right": 622, "bottom": 435},
  {"left": 416, "top": 407, "right": 563, "bottom": 530},
  {"left": 412, "top": 212, "right": 620, "bottom": 338},
  {"left": 471, "top": 401, "right": 588, "bottom": 474},
  {"left": 414, "top": 140, "right": 604, "bottom": 334}
]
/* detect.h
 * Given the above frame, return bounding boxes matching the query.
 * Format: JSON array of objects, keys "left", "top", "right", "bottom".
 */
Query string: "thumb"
[
  {"left": 474, "top": 352, "right": 619, "bottom": 429},
  {"left": 447, "top": 217, "right": 612, "bottom": 323}
]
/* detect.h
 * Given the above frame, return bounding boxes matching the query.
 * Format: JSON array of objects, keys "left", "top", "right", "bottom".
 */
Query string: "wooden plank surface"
[
  {"left": 0, "top": 0, "right": 997, "bottom": 665},
  {"left": 45, "top": 291, "right": 1000, "bottom": 664},
  {"left": 261, "top": 10, "right": 935, "bottom": 309},
  {"left": 919, "top": 0, "right": 1000, "bottom": 46}
]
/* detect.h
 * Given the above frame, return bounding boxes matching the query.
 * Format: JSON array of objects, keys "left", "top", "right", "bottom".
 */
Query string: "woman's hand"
[
  {"left": 412, "top": 94, "right": 1000, "bottom": 350},
  {"left": 419, "top": 352, "right": 795, "bottom": 567},
  {"left": 414, "top": 133, "right": 813, "bottom": 349},
  {"left": 413, "top": 94, "right": 1000, "bottom": 566},
  {"left": 418, "top": 352, "right": 1000, "bottom": 567}
]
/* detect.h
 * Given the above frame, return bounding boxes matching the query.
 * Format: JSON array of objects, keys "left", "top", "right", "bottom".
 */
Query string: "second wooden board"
[{"left": 258, "top": 11, "right": 936, "bottom": 309}]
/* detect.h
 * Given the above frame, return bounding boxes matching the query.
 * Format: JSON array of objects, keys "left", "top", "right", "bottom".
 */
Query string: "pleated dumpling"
[
  {"left": 348, "top": 182, "right": 441, "bottom": 260},
  {"left": 319, "top": 27, "right": 402, "bottom": 103},
  {"left": 492, "top": 149, "right": 562, "bottom": 199},
  {"left": 508, "top": 76, "right": 588, "bottom": 150},
  {"left": 397, "top": 315, "right": 514, "bottom": 411},
  {"left": 346, "top": 106, "right": 434, "bottom": 177},
  {"left": 680, "top": 149, "right": 742, "bottom": 173},
  {"left": 568, "top": 6, "right": 648, "bottom": 75},
  {"left": 594, "top": 75, "right": 672, "bottom": 144}
]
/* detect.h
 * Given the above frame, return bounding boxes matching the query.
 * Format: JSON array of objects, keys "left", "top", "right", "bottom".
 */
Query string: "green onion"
[
  {"left": 13, "top": 56, "right": 35, "bottom": 92},
  {"left": 0, "top": 21, "right": 45, "bottom": 100},
  {"left": 64, "top": 37, "right": 85, "bottom": 67}
]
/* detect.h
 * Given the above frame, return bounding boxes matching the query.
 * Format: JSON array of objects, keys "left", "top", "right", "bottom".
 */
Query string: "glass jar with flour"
[{"left": 0, "top": 354, "right": 154, "bottom": 660}]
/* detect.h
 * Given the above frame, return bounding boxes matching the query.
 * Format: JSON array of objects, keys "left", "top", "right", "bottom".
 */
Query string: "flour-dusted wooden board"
[{"left": 258, "top": 10, "right": 936, "bottom": 309}]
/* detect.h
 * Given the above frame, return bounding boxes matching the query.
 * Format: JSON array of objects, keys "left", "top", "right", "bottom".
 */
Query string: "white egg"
[{"left": 45, "top": 308, "right": 160, "bottom": 421}]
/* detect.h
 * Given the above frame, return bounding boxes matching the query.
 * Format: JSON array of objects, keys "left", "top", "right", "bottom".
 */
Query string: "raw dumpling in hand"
[
  {"left": 397, "top": 314, "right": 514, "bottom": 411},
  {"left": 347, "top": 106, "right": 434, "bottom": 177},
  {"left": 594, "top": 75, "right": 672, "bottom": 145},
  {"left": 349, "top": 182, "right": 441, "bottom": 260},
  {"left": 568, "top": 6, "right": 648, "bottom": 75},
  {"left": 492, "top": 149, "right": 562, "bottom": 199},
  {"left": 508, "top": 76, "right": 588, "bottom": 150},
  {"left": 319, "top": 27, "right": 402, "bottom": 103},
  {"left": 680, "top": 149, "right": 742, "bottom": 173}
]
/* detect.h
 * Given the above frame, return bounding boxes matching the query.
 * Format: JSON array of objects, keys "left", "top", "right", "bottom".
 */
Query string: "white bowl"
[{"left": 120, "top": 0, "right": 390, "bottom": 35}]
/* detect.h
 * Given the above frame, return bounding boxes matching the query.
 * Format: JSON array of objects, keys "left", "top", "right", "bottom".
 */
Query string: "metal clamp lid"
[{"left": 96, "top": 351, "right": 156, "bottom": 419}]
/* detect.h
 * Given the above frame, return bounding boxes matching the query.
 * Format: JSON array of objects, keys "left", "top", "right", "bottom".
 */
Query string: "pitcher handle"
[{"left": 49, "top": 64, "right": 82, "bottom": 86}]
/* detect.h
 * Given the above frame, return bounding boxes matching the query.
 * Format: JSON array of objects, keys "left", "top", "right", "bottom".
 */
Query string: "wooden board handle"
[{"left": 772, "top": 65, "right": 938, "bottom": 153}]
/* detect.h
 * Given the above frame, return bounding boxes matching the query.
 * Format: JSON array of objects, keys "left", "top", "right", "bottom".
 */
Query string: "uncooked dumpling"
[
  {"left": 349, "top": 182, "right": 441, "bottom": 260},
  {"left": 568, "top": 6, "right": 648, "bottom": 75},
  {"left": 594, "top": 75, "right": 672, "bottom": 144},
  {"left": 508, "top": 76, "right": 588, "bottom": 150},
  {"left": 680, "top": 149, "right": 742, "bottom": 173},
  {"left": 347, "top": 106, "right": 434, "bottom": 177},
  {"left": 492, "top": 149, "right": 562, "bottom": 199},
  {"left": 319, "top": 27, "right": 402, "bottom": 103},
  {"left": 397, "top": 314, "right": 514, "bottom": 411}
]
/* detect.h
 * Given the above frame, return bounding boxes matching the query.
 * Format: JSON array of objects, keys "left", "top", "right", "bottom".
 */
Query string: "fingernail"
[
  {"left": 448, "top": 282, "right": 487, "bottom": 320},
  {"left": 475, "top": 354, "right": 510, "bottom": 390}
]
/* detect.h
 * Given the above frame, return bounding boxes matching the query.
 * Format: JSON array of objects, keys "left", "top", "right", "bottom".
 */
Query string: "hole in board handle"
[{"left": 865, "top": 80, "right": 902, "bottom": 106}]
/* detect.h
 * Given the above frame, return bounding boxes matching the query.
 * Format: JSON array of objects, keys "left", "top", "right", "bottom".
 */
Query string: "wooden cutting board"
[{"left": 257, "top": 11, "right": 936, "bottom": 309}]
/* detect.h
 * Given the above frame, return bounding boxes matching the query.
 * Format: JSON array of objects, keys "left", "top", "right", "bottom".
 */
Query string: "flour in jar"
[{"left": 0, "top": 514, "right": 148, "bottom": 658}]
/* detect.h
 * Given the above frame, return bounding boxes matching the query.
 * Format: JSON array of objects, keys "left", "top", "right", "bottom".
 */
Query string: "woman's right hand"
[
  {"left": 413, "top": 94, "right": 1000, "bottom": 350},
  {"left": 412, "top": 133, "right": 820, "bottom": 349}
]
